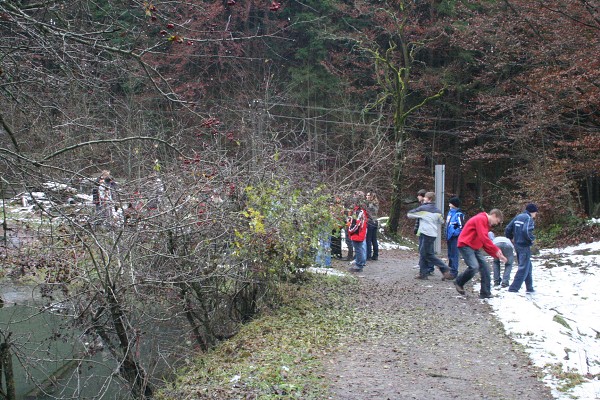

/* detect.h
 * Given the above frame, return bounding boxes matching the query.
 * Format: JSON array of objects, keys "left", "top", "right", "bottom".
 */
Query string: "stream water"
[{"left": 0, "top": 284, "right": 122, "bottom": 399}]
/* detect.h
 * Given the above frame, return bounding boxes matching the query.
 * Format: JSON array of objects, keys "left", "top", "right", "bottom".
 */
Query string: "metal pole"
[{"left": 435, "top": 165, "right": 445, "bottom": 254}]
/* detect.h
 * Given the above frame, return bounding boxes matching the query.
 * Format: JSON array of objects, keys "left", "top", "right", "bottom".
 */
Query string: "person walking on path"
[
  {"left": 454, "top": 209, "right": 507, "bottom": 299},
  {"left": 445, "top": 197, "right": 465, "bottom": 278},
  {"left": 505, "top": 203, "right": 539, "bottom": 293},
  {"left": 407, "top": 192, "right": 454, "bottom": 280},
  {"left": 365, "top": 191, "right": 379, "bottom": 261},
  {"left": 488, "top": 231, "right": 515, "bottom": 288},
  {"left": 414, "top": 189, "right": 434, "bottom": 275}
]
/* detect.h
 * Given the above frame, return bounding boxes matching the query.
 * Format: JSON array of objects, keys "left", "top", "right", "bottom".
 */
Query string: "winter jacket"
[
  {"left": 407, "top": 202, "right": 444, "bottom": 238},
  {"left": 347, "top": 207, "right": 367, "bottom": 242},
  {"left": 505, "top": 211, "right": 536, "bottom": 247},
  {"left": 457, "top": 212, "right": 501, "bottom": 258},
  {"left": 366, "top": 202, "right": 379, "bottom": 227},
  {"left": 445, "top": 208, "right": 465, "bottom": 240}
]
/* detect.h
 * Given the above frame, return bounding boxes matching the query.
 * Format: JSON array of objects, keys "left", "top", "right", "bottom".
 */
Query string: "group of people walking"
[{"left": 408, "top": 188, "right": 539, "bottom": 299}]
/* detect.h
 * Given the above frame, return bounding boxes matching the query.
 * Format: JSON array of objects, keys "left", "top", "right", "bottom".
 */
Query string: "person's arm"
[
  {"left": 477, "top": 218, "right": 503, "bottom": 259},
  {"left": 526, "top": 215, "right": 536, "bottom": 243},
  {"left": 457, "top": 212, "right": 465, "bottom": 229},
  {"left": 504, "top": 218, "right": 515, "bottom": 240},
  {"left": 406, "top": 204, "right": 425, "bottom": 219}
]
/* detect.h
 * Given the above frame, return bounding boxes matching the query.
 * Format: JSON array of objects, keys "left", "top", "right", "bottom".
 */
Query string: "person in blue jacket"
[
  {"left": 445, "top": 197, "right": 465, "bottom": 279},
  {"left": 505, "top": 203, "right": 539, "bottom": 293}
]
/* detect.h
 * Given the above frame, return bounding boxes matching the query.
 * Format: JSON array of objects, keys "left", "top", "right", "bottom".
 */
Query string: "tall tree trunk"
[
  {"left": 0, "top": 342, "right": 16, "bottom": 400},
  {"left": 387, "top": 133, "right": 407, "bottom": 234}
]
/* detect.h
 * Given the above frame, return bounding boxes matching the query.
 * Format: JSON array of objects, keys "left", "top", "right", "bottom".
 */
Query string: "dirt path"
[{"left": 325, "top": 248, "right": 554, "bottom": 400}]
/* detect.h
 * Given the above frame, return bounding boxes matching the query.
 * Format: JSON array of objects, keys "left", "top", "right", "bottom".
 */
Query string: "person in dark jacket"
[
  {"left": 365, "top": 192, "right": 379, "bottom": 261},
  {"left": 445, "top": 197, "right": 465, "bottom": 278},
  {"left": 505, "top": 203, "right": 539, "bottom": 293}
]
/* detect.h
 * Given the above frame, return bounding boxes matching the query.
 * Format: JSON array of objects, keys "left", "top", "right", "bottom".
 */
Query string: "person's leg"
[
  {"left": 344, "top": 228, "right": 353, "bottom": 260},
  {"left": 455, "top": 246, "right": 478, "bottom": 287},
  {"left": 475, "top": 250, "right": 492, "bottom": 297},
  {"left": 355, "top": 239, "right": 367, "bottom": 270},
  {"left": 524, "top": 255, "right": 534, "bottom": 292},
  {"left": 372, "top": 226, "right": 379, "bottom": 260},
  {"left": 331, "top": 229, "right": 342, "bottom": 259},
  {"left": 417, "top": 235, "right": 430, "bottom": 277},
  {"left": 509, "top": 246, "right": 530, "bottom": 292},
  {"left": 502, "top": 249, "right": 514, "bottom": 287},
  {"left": 418, "top": 234, "right": 434, "bottom": 275},
  {"left": 423, "top": 235, "right": 451, "bottom": 275},
  {"left": 366, "top": 225, "right": 374, "bottom": 260},
  {"left": 492, "top": 258, "right": 501, "bottom": 286},
  {"left": 447, "top": 236, "right": 459, "bottom": 277}
]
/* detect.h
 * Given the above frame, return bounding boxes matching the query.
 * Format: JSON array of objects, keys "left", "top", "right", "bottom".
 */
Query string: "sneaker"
[
  {"left": 453, "top": 281, "right": 466, "bottom": 295},
  {"left": 370, "top": 257, "right": 378, "bottom": 261},
  {"left": 428, "top": 271, "right": 435, "bottom": 276},
  {"left": 348, "top": 266, "right": 363, "bottom": 273},
  {"left": 493, "top": 281, "right": 501, "bottom": 287},
  {"left": 348, "top": 260, "right": 356, "bottom": 266},
  {"left": 501, "top": 283, "right": 509, "bottom": 288},
  {"left": 415, "top": 274, "right": 429, "bottom": 280},
  {"left": 526, "top": 289, "right": 535, "bottom": 293},
  {"left": 479, "top": 294, "right": 495, "bottom": 299}
]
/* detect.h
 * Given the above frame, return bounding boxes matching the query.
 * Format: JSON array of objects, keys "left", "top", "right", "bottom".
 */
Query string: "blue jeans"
[
  {"left": 419, "top": 234, "right": 434, "bottom": 274},
  {"left": 509, "top": 245, "right": 533, "bottom": 292},
  {"left": 366, "top": 224, "right": 379, "bottom": 260},
  {"left": 447, "top": 236, "right": 459, "bottom": 277},
  {"left": 418, "top": 235, "right": 450, "bottom": 277},
  {"left": 455, "top": 247, "right": 492, "bottom": 297},
  {"left": 493, "top": 243, "right": 514, "bottom": 286},
  {"left": 352, "top": 239, "right": 367, "bottom": 269},
  {"left": 315, "top": 232, "right": 332, "bottom": 267}
]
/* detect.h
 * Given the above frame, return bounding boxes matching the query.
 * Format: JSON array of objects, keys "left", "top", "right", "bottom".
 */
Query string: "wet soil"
[{"left": 324, "top": 248, "right": 554, "bottom": 400}]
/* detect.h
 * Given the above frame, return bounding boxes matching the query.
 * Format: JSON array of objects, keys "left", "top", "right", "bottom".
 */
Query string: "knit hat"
[
  {"left": 525, "top": 203, "right": 539, "bottom": 213},
  {"left": 449, "top": 197, "right": 461, "bottom": 208},
  {"left": 417, "top": 189, "right": 427, "bottom": 197}
]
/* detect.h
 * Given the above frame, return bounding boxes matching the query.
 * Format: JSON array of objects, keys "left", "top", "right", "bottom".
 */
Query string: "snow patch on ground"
[{"left": 486, "top": 241, "right": 600, "bottom": 399}]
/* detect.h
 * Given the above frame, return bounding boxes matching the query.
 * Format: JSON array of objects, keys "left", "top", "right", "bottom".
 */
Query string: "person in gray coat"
[
  {"left": 407, "top": 192, "right": 453, "bottom": 280},
  {"left": 488, "top": 231, "right": 515, "bottom": 288}
]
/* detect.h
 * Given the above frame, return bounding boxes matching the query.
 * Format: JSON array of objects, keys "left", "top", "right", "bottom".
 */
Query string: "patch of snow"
[
  {"left": 307, "top": 267, "right": 346, "bottom": 277},
  {"left": 379, "top": 242, "right": 410, "bottom": 251},
  {"left": 486, "top": 240, "right": 600, "bottom": 399}
]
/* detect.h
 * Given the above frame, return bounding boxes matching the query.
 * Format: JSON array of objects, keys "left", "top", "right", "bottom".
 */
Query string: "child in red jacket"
[
  {"left": 454, "top": 209, "right": 508, "bottom": 299},
  {"left": 347, "top": 204, "right": 368, "bottom": 272}
]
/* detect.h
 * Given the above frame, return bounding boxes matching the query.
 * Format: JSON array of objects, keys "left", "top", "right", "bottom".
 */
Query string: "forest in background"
[
  {"left": 1, "top": 0, "right": 599, "bottom": 225},
  {"left": 0, "top": 0, "right": 599, "bottom": 398}
]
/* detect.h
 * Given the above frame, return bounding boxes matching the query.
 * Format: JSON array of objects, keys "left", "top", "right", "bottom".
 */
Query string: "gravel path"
[{"left": 325, "top": 248, "right": 554, "bottom": 400}]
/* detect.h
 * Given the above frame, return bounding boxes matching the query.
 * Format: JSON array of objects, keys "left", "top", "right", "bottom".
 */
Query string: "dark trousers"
[
  {"left": 455, "top": 247, "right": 492, "bottom": 297},
  {"left": 508, "top": 245, "right": 533, "bottom": 292},
  {"left": 344, "top": 227, "right": 353, "bottom": 259},
  {"left": 418, "top": 235, "right": 449, "bottom": 277},
  {"left": 447, "top": 236, "right": 459, "bottom": 277},
  {"left": 419, "top": 234, "right": 435, "bottom": 274},
  {"left": 331, "top": 229, "right": 342, "bottom": 258},
  {"left": 366, "top": 224, "right": 379, "bottom": 260}
]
